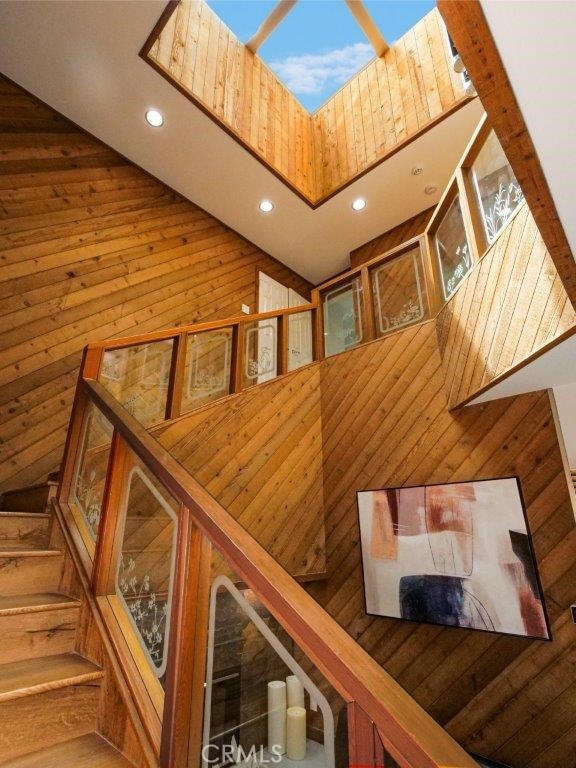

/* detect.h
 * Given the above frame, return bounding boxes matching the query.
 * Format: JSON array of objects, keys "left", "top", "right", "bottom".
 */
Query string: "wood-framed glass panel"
[
  {"left": 471, "top": 129, "right": 525, "bottom": 245},
  {"left": 370, "top": 245, "right": 427, "bottom": 337},
  {"left": 242, "top": 321, "right": 278, "bottom": 388},
  {"left": 322, "top": 277, "right": 364, "bottom": 357},
  {"left": 181, "top": 328, "right": 233, "bottom": 413},
  {"left": 433, "top": 194, "right": 472, "bottom": 301}
]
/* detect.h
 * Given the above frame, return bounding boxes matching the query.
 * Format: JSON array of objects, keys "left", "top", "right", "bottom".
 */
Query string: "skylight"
[{"left": 206, "top": 0, "right": 435, "bottom": 111}]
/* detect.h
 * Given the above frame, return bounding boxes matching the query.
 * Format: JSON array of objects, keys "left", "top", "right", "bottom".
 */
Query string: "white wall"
[{"left": 553, "top": 383, "right": 576, "bottom": 469}]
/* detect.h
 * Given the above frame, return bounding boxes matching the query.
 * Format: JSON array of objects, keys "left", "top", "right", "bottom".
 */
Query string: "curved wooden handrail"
[{"left": 83, "top": 377, "right": 477, "bottom": 768}]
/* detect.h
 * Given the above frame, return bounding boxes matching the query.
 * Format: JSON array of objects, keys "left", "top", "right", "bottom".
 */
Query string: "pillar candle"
[
  {"left": 286, "top": 675, "right": 305, "bottom": 708},
  {"left": 267, "top": 680, "right": 286, "bottom": 755},
  {"left": 286, "top": 706, "right": 306, "bottom": 760}
]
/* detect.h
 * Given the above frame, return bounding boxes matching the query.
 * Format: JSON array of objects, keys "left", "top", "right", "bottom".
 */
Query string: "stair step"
[
  {"left": 0, "top": 652, "right": 103, "bottom": 703},
  {"left": 1, "top": 732, "right": 134, "bottom": 767},
  {"left": 0, "top": 512, "right": 51, "bottom": 549},
  {"left": 0, "top": 549, "right": 65, "bottom": 595},
  {"left": 0, "top": 595, "right": 80, "bottom": 665},
  {"left": 0, "top": 592, "right": 78, "bottom": 616}
]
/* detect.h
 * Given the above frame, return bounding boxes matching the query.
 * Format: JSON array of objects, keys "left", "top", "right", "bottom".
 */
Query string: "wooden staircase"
[{"left": 0, "top": 499, "right": 140, "bottom": 766}]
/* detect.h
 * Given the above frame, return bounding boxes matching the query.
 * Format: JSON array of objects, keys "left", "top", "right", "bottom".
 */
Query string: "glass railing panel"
[
  {"left": 203, "top": 551, "right": 347, "bottom": 768},
  {"left": 322, "top": 277, "right": 364, "bottom": 357},
  {"left": 70, "top": 402, "right": 113, "bottom": 541},
  {"left": 434, "top": 194, "right": 472, "bottom": 300},
  {"left": 115, "top": 463, "right": 179, "bottom": 686},
  {"left": 242, "top": 320, "right": 278, "bottom": 389},
  {"left": 288, "top": 311, "right": 313, "bottom": 371},
  {"left": 181, "top": 328, "right": 233, "bottom": 413},
  {"left": 472, "top": 129, "right": 524, "bottom": 245},
  {"left": 99, "top": 339, "right": 174, "bottom": 427},
  {"left": 371, "top": 246, "right": 427, "bottom": 337}
]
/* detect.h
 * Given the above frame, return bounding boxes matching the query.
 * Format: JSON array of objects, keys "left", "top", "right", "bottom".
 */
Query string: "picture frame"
[{"left": 357, "top": 477, "right": 551, "bottom": 639}]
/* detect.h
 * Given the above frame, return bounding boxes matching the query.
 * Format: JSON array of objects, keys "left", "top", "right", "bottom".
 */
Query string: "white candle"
[
  {"left": 286, "top": 706, "right": 306, "bottom": 761},
  {"left": 267, "top": 680, "right": 286, "bottom": 755},
  {"left": 286, "top": 675, "right": 305, "bottom": 708}
]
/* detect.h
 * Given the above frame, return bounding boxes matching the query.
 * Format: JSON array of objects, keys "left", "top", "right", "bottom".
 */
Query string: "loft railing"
[
  {"left": 75, "top": 118, "right": 526, "bottom": 437},
  {"left": 57, "top": 367, "right": 479, "bottom": 768}
]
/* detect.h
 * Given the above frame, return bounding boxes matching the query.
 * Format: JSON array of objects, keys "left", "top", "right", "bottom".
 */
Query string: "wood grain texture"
[
  {"left": 435, "top": 204, "right": 576, "bottom": 408},
  {"left": 306, "top": 320, "right": 576, "bottom": 768},
  {"left": 146, "top": 3, "right": 468, "bottom": 204},
  {"left": 156, "top": 365, "right": 326, "bottom": 577},
  {"left": 350, "top": 208, "right": 434, "bottom": 268},
  {"left": 3, "top": 732, "right": 136, "bottom": 768},
  {"left": 438, "top": 0, "right": 576, "bottom": 308},
  {"left": 0, "top": 606, "right": 78, "bottom": 664},
  {"left": 0, "top": 75, "right": 311, "bottom": 493},
  {"left": 0, "top": 652, "right": 102, "bottom": 702}
]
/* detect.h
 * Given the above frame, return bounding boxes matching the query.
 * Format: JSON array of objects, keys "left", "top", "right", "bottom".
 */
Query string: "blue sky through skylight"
[{"left": 206, "top": 0, "right": 435, "bottom": 111}]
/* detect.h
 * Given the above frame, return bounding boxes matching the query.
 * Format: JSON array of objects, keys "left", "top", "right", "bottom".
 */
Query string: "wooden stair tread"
[
  {"left": 0, "top": 548, "right": 61, "bottom": 557},
  {"left": 0, "top": 592, "right": 79, "bottom": 616},
  {"left": 1, "top": 732, "right": 135, "bottom": 767},
  {"left": 0, "top": 512, "right": 51, "bottom": 519},
  {"left": 0, "top": 653, "right": 103, "bottom": 702}
]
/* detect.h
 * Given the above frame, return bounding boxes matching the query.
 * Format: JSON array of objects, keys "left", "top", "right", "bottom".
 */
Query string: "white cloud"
[{"left": 268, "top": 42, "right": 373, "bottom": 96}]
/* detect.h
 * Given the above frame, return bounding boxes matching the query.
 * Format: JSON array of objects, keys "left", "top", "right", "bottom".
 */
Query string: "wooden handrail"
[{"left": 82, "top": 377, "right": 477, "bottom": 768}]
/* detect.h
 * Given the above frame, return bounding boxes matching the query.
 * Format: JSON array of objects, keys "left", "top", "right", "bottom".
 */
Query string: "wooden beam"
[
  {"left": 246, "top": 0, "right": 298, "bottom": 54},
  {"left": 344, "top": 0, "right": 388, "bottom": 57}
]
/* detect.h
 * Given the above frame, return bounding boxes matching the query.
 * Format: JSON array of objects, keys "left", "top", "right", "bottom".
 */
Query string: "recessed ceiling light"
[
  {"left": 351, "top": 198, "right": 366, "bottom": 211},
  {"left": 259, "top": 199, "right": 274, "bottom": 213},
  {"left": 145, "top": 108, "right": 164, "bottom": 128}
]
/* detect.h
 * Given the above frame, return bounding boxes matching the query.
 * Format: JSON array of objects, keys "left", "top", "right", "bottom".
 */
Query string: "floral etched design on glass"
[
  {"left": 371, "top": 247, "right": 427, "bottom": 336},
  {"left": 288, "top": 311, "right": 313, "bottom": 371},
  {"left": 115, "top": 466, "right": 178, "bottom": 683},
  {"left": 244, "top": 323, "right": 277, "bottom": 386},
  {"left": 434, "top": 195, "right": 472, "bottom": 300},
  {"left": 472, "top": 130, "right": 525, "bottom": 244},
  {"left": 71, "top": 404, "right": 113, "bottom": 540},
  {"left": 322, "top": 277, "right": 364, "bottom": 357},
  {"left": 182, "top": 329, "right": 233, "bottom": 413}
]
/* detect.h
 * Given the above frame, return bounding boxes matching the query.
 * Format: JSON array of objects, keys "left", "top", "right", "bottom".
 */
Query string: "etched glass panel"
[
  {"left": 322, "top": 277, "right": 363, "bottom": 357},
  {"left": 182, "top": 329, "right": 232, "bottom": 413},
  {"left": 434, "top": 195, "right": 472, "bottom": 300},
  {"left": 100, "top": 340, "right": 173, "bottom": 427},
  {"left": 116, "top": 466, "right": 178, "bottom": 683},
  {"left": 243, "top": 322, "right": 277, "bottom": 387},
  {"left": 71, "top": 403, "right": 112, "bottom": 540},
  {"left": 203, "top": 551, "right": 346, "bottom": 768},
  {"left": 288, "top": 311, "right": 313, "bottom": 371},
  {"left": 472, "top": 130, "right": 524, "bottom": 244},
  {"left": 371, "top": 247, "right": 426, "bottom": 336}
]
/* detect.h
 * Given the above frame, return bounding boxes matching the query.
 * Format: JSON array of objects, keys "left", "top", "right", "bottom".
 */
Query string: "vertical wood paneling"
[
  {"left": 0, "top": 76, "right": 311, "bottom": 493},
  {"left": 311, "top": 321, "right": 576, "bottom": 768},
  {"left": 436, "top": 204, "right": 576, "bottom": 408},
  {"left": 146, "top": 4, "right": 467, "bottom": 205},
  {"left": 155, "top": 366, "right": 325, "bottom": 578}
]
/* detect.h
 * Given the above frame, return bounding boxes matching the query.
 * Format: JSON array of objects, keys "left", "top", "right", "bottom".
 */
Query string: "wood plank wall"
[
  {"left": 309, "top": 320, "right": 576, "bottom": 768},
  {"left": 349, "top": 207, "right": 434, "bottom": 268},
  {"left": 436, "top": 204, "right": 576, "bottom": 408},
  {"left": 147, "top": 0, "right": 316, "bottom": 202},
  {"left": 438, "top": 0, "right": 576, "bottom": 308},
  {"left": 146, "top": 3, "right": 467, "bottom": 205},
  {"left": 313, "top": 10, "right": 465, "bottom": 201},
  {"left": 0, "top": 76, "right": 312, "bottom": 494},
  {"left": 155, "top": 365, "right": 325, "bottom": 578}
]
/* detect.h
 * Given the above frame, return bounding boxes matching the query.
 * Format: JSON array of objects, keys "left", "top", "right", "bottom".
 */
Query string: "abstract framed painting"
[{"left": 357, "top": 477, "right": 551, "bottom": 639}]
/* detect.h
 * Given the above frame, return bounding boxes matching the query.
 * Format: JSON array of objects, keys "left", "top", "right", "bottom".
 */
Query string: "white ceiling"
[{"left": 0, "top": 0, "right": 483, "bottom": 284}]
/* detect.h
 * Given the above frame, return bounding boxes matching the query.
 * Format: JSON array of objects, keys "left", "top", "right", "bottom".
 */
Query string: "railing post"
[
  {"left": 165, "top": 332, "right": 188, "bottom": 420},
  {"left": 348, "top": 702, "right": 378, "bottom": 768},
  {"left": 160, "top": 510, "right": 212, "bottom": 768},
  {"left": 92, "top": 431, "right": 131, "bottom": 596},
  {"left": 230, "top": 322, "right": 245, "bottom": 393},
  {"left": 360, "top": 267, "right": 377, "bottom": 343},
  {"left": 311, "top": 289, "right": 325, "bottom": 360},
  {"left": 277, "top": 313, "right": 289, "bottom": 375},
  {"left": 58, "top": 346, "right": 104, "bottom": 503}
]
